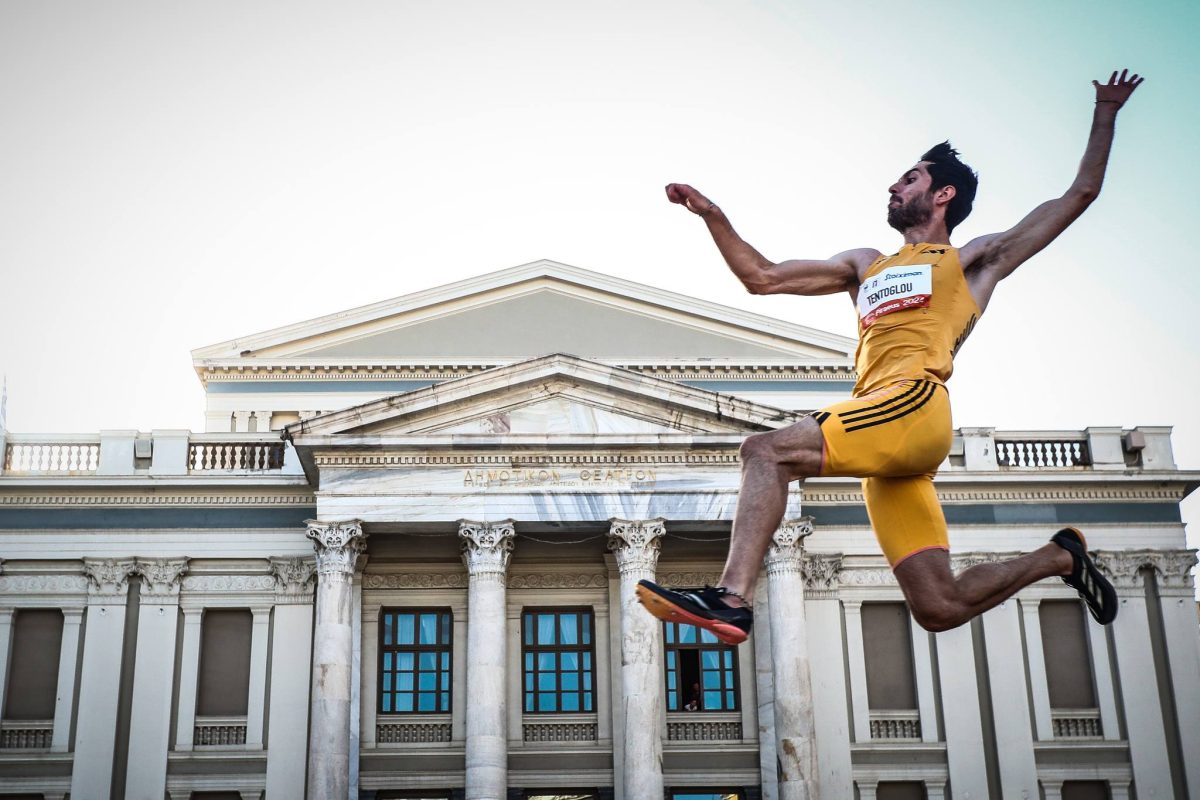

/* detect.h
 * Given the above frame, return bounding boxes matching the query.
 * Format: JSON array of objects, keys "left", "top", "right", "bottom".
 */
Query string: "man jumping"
[{"left": 637, "top": 70, "right": 1143, "bottom": 643}]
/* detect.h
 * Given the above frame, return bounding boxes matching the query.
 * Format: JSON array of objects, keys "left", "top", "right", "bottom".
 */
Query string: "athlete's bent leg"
[
  {"left": 716, "top": 418, "right": 825, "bottom": 605},
  {"left": 895, "top": 546, "right": 1071, "bottom": 632}
]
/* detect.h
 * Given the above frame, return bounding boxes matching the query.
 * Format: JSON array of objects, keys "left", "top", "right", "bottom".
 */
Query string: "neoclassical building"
[{"left": 1, "top": 261, "right": 1197, "bottom": 800}]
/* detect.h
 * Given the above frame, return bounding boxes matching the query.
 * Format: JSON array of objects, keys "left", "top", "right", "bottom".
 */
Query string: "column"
[
  {"left": 1096, "top": 551, "right": 1173, "bottom": 798},
  {"left": 1155, "top": 550, "right": 1200, "bottom": 798},
  {"left": 71, "top": 559, "right": 136, "bottom": 800},
  {"left": 802, "top": 551, "right": 851, "bottom": 798},
  {"left": 592, "top": 607, "right": 613, "bottom": 744},
  {"left": 125, "top": 558, "right": 188, "bottom": 800},
  {"left": 606, "top": 518, "right": 666, "bottom": 800},
  {"left": 460, "top": 519, "right": 516, "bottom": 800},
  {"left": 842, "top": 601, "right": 871, "bottom": 743},
  {"left": 246, "top": 605, "right": 272, "bottom": 748},
  {"left": 753, "top": 577, "right": 777, "bottom": 800},
  {"left": 174, "top": 607, "right": 203, "bottom": 751},
  {"left": 934, "top": 624, "right": 989, "bottom": 799},
  {"left": 51, "top": 608, "right": 84, "bottom": 752},
  {"left": 980, "top": 601, "right": 1038, "bottom": 798},
  {"left": 1018, "top": 598, "right": 1053, "bottom": 741},
  {"left": 0, "top": 607, "right": 13, "bottom": 721},
  {"left": 505, "top": 606, "right": 522, "bottom": 746},
  {"left": 909, "top": 617, "right": 940, "bottom": 743},
  {"left": 266, "top": 557, "right": 316, "bottom": 800},
  {"left": 763, "top": 518, "right": 816, "bottom": 800},
  {"left": 306, "top": 520, "right": 368, "bottom": 800}
]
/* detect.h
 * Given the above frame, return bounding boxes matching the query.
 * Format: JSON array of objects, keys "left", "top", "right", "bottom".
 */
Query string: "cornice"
[
  {"left": 313, "top": 451, "right": 742, "bottom": 468},
  {"left": 802, "top": 485, "right": 1189, "bottom": 504},
  {"left": 0, "top": 491, "right": 316, "bottom": 508}
]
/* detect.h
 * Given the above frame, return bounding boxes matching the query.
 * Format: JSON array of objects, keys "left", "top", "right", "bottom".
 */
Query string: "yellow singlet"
[
  {"left": 812, "top": 243, "right": 982, "bottom": 566},
  {"left": 853, "top": 243, "right": 981, "bottom": 395}
]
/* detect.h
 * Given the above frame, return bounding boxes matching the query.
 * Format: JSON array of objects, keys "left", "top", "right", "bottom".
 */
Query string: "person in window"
[{"left": 683, "top": 681, "right": 702, "bottom": 712}]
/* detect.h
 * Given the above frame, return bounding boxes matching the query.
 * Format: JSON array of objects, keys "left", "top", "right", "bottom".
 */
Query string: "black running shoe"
[
  {"left": 635, "top": 581, "right": 753, "bottom": 645},
  {"left": 1051, "top": 527, "right": 1118, "bottom": 625}
]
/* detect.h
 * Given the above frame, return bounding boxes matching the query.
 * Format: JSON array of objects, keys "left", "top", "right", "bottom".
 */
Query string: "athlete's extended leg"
[
  {"left": 717, "top": 418, "right": 824, "bottom": 604},
  {"left": 895, "top": 547, "right": 1071, "bottom": 632}
]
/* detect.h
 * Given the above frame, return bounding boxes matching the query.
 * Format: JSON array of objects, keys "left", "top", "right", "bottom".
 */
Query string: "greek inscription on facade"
[{"left": 462, "top": 467, "right": 657, "bottom": 488}]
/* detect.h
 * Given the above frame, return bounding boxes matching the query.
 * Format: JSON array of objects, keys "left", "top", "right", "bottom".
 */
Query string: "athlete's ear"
[{"left": 933, "top": 184, "right": 957, "bottom": 207}]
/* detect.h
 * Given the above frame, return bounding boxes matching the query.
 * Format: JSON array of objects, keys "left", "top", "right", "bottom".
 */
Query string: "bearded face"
[{"left": 887, "top": 189, "right": 934, "bottom": 232}]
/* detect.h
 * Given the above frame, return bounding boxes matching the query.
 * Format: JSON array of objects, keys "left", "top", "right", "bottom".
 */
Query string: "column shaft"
[
  {"left": 0, "top": 608, "right": 13, "bottom": 721},
  {"left": 174, "top": 608, "right": 203, "bottom": 751},
  {"left": 1019, "top": 598, "right": 1053, "bottom": 740},
  {"left": 981, "top": 601, "right": 1038, "bottom": 797},
  {"left": 51, "top": 608, "right": 84, "bottom": 752},
  {"left": 934, "top": 625, "right": 989, "bottom": 799},
  {"left": 1156, "top": 551, "right": 1200, "bottom": 798},
  {"left": 460, "top": 520, "right": 515, "bottom": 800},
  {"left": 361, "top": 606, "right": 379, "bottom": 750},
  {"left": 803, "top": 554, "right": 851, "bottom": 798},
  {"left": 1112, "top": 594, "right": 1173, "bottom": 794},
  {"left": 842, "top": 601, "right": 871, "bottom": 742},
  {"left": 608, "top": 518, "right": 665, "bottom": 800},
  {"left": 266, "top": 603, "right": 315, "bottom": 799}
]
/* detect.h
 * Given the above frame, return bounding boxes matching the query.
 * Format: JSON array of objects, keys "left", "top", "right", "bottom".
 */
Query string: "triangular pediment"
[
  {"left": 284, "top": 354, "right": 801, "bottom": 438},
  {"left": 193, "top": 260, "right": 855, "bottom": 370}
]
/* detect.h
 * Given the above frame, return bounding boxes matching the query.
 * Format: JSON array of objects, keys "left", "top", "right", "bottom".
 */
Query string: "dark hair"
[{"left": 920, "top": 141, "right": 978, "bottom": 234}]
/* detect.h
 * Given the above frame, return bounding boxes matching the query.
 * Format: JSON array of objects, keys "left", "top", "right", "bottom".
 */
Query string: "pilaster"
[
  {"left": 980, "top": 600, "right": 1038, "bottom": 798},
  {"left": 306, "top": 520, "right": 367, "bottom": 800},
  {"left": 245, "top": 605, "right": 272, "bottom": 749},
  {"left": 842, "top": 600, "right": 870, "bottom": 743},
  {"left": 1094, "top": 550, "right": 1174, "bottom": 799},
  {"left": 125, "top": 558, "right": 188, "bottom": 800},
  {"left": 764, "top": 517, "right": 816, "bottom": 800},
  {"left": 72, "top": 558, "right": 136, "bottom": 800},
  {"left": 935, "top": 624, "right": 988, "bottom": 799},
  {"left": 174, "top": 607, "right": 204, "bottom": 752},
  {"left": 266, "top": 557, "right": 316, "bottom": 800},
  {"left": 607, "top": 517, "right": 666, "bottom": 800},
  {"left": 1018, "top": 598, "right": 1053, "bottom": 741},
  {"left": 460, "top": 519, "right": 515, "bottom": 800},
  {"left": 801, "top": 551, "right": 851, "bottom": 797},
  {"left": 1151, "top": 549, "right": 1200, "bottom": 798},
  {"left": 51, "top": 608, "right": 84, "bottom": 752}
]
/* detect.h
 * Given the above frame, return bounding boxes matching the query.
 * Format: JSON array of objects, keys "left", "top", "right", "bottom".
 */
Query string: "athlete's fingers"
[
  {"left": 1119, "top": 68, "right": 1128, "bottom": 83},
  {"left": 1108, "top": 70, "right": 1118, "bottom": 85}
]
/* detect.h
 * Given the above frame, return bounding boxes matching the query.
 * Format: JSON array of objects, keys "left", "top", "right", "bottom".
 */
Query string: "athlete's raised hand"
[
  {"left": 665, "top": 183, "right": 718, "bottom": 216},
  {"left": 1093, "top": 68, "right": 1144, "bottom": 108}
]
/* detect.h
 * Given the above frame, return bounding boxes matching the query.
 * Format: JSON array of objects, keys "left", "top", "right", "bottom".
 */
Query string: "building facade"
[{"left": 1, "top": 261, "right": 1197, "bottom": 800}]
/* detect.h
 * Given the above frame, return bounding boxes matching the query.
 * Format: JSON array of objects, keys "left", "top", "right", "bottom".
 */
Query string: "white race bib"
[{"left": 857, "top": 263, "right": 933, "bottom": 327}]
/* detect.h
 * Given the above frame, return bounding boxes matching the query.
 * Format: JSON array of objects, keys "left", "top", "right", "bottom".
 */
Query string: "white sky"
[{"left": 2, "top": 1, "right": 1198, "bottom": 546}]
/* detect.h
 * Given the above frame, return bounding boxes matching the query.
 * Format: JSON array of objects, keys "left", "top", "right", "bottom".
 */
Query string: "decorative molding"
[
  {"left": 802, "top": 553, "right": 844, "bottom": 596},
  {"left": 362, "top": 572, "right": 468, "bottom": 590},
  {"left": 656, "top": 571, "right": 722, "bottom": 587},
  {"left": 306, "top": 519, "right": 368, "bottom": 576},
  {"left": 0, "top": 492, "right": 315, "bottom": 507},
  {"left": 666, "top": 719, "right": 743, "bottom": 741},
  {"left": 134, "top": 558, "right": 189, "bottom": 599},
  {"left": 607, "top": 518, "right": 666, "bottom": 576},
  {"left": 507, "top": 573, "right": 607, "bottom": 589},
  {"left": 200, "top": 363, "right": 854, "bottom": 383},
  {"left": 270, "top": 557, "right": 317, "bottom": 601},
  {"left": 314, "top": 452, "right": 741, "bottom": 468},
  {"left": 459, "top": 519, "right": 516, "bottom": 578},
  {"left": 182, "top": 574, "right": 277, "bottom": 593},
  {"left": 376, "top": 720, "right": 452, "bottom": 744},
  {"left": 0, "top": 572, "right": 89, "bottom": 597},
  {"left": 802, "top": 486, "right": 1186, "bottom": 504},
  {"left": 1094, "top": 548, "right": 1198, "bottom": 593},
  {"left": 522, "top": 721, "right": 598, "bottom": 743},
  {"left": 82, "top": 558, "right": 137, "bottom": 597},
  {"left": 838, "top": 567, "right": 898, "bottom": 587},
  {"left": 764, "top": 517, "right": 813, "bottom": 576}
]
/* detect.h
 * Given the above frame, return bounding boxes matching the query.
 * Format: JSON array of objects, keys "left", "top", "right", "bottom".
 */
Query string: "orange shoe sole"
[{"left": 635, "top": 584, "right": 749, "bottom": 645}]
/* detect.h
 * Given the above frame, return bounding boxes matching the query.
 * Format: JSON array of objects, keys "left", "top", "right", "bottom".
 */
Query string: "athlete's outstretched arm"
[
  {"left": 961, "top": 69, "right": 1144, "bottom": 310},
  {"left": 665, "top": 183, "right": 877, "bottom": 296}
]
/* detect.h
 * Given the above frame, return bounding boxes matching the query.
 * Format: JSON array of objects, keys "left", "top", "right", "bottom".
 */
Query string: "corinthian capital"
[
  {"left": 764, "top": 517, "right": 813, "bottom": 576},
  {"left": 459, "top": 519, "right": 516, "bottom": 578},
  {"left": 802, "top": 553, "right": 844, "bottom": 594},
  {"left": 306, "top": 519, "right": 368, "bottom": 576},
  {"left": 134, "top": 558, "right": 189, "bottom": 599},
  {"left": 270, "top": 557, "right": 318, "bottom": 602},
  {"left": 607, "top": 518, "right": 666, "bottom": 576},
  {"left": 82, "top": 558, "right": 137, "bottom": 597}
]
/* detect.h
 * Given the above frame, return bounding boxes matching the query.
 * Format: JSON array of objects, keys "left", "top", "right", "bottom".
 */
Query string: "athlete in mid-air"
[{"left": 637, "top": 70, "right": 1143, "bottom": 643}]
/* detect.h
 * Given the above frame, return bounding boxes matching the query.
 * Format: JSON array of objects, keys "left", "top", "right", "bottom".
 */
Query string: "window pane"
[
  {"left": 441, "top": 694, "right": 449, "bottom": 711},
  {"left": 524, "top": 614, "right": 534, "bottom": 645},
  {"left": 419, "top": 673, "right": 437, "bottom": 691},
  {"left": 441, "top": 652, "right": 450, "bottom": 670},
  {"left": 700, "top": 628, "right": 718, "bottom": 644},
  {"left": 382, "top": 695, "right": 391, "bottom": 712},
  {"left": 419, "top": 614, "right": 439, "bottom": 645},
  {"left": 560, "top": 613, "right": 578, "bottom": 644},
  {"left": 703, "top": 671, "right": 721, "bottom": 689},
  {"left": 398, "top": 653, "right": 414, "bottom": 671},
  {"left": 561, "top": 693, "right": 580, "bottom": 711},
  {"left": 383, "top": 673, "right": 392, "bottom": 692},
  {"left": 525, "top": 673, "right": 534, "bottom": 691},
  {"left": 665, "top": 624, "right": 675, "bottom": 644},
  {"left": 584, "top": 692, "right": 593, "bottom": 711},
  {"left": 583, "top": 652, "right": 591, "bottom": 670},
  {"left": 538, "top": 614, "right": 556, "bottom": 644},
  {"left": 561, "top": 652, "right": 578, "bottom": 672},
  {"left": 398, "top": 614, "right": 415, "bottom": 645},
  {"left": 419, "top": 652, "right": 437, "bottom": 671},
  {"left": 383, "top": 615, "right": 394, "bottom": 646},
  {"left": 704, "top": 691, "right": 721, "bottom": 709},
  {"left": 396, "top": 694, "right": 413, "bottom": 712},
  {"left": 679, "top": 625, "right": 697, "bottom": 644},
  {"left": 701, "top": 651, "right": 720, "bottom": 669},
  {"left": 538, "top": 652, "right": 556, "bottom": 672},
  {"left": 525, "top": 694, "right": 534, "bottom": 712},
  {"left": 539, "top": 672, "right": 557, "bottom": 691},
  {"left": 398, "top": 673, "right": 413, "bottom": 691},
  {"left": 582, "top": 614, "right": 592, "bottom": 644},
  {"left": 538, "top": 692, "right": 557, "bottom": 711},
  {"left": 584, "top": 673, "right": 592, "bottom": 690},
  {"left": 441, "top": 613, "right": 451, "bottom": 644},
  {"left": 418, "top": 693, "right": 436, "bottom": 711},
  {"left": 562, "top": 672, "right": 579, "bottom": 691}
]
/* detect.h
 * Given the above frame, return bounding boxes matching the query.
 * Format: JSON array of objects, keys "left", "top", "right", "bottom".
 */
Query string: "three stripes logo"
[{"left": 837, "top": 380, "right": 939, "bottom": 433}]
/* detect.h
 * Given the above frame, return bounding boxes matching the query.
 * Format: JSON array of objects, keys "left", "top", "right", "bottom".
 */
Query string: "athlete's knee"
[
  {"left": 739, "top": 424, "right": 822, "bottom": 477},
  {"left": 739, "top": 432, "right": 780, "bottom": 465},
  {"left": 907, "top": 592, "right": 969, "bottom": 633}
]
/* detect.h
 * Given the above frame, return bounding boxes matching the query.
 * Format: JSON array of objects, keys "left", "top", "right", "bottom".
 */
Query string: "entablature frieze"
[
  {"left": 802, "top": 485, "right": 1189, "bottom": 504},
  {"left": 0, "top": 490, "right": 316, "bottom": 508},
  {"left": 312, "top": 451, "right": 742, "bottom": 469},
  {"left": 0, "top": 561, "right": 89, "bottom": 606}
]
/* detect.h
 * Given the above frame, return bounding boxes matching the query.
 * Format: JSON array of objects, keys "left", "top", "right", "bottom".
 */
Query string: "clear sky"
[{"left": 2, "top": 1, "right": 1198, "bottom": 548}]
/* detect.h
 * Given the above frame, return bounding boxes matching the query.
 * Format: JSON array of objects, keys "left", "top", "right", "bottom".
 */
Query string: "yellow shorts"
[{"left": 814, "top": 380, "right": 953, "bottom": 566}]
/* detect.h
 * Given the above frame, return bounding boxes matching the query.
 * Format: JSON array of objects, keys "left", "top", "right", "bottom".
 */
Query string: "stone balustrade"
[
  {"left": 1051, "top": 709, "right": 1103, "bottom": 739},
  {"left": 376, "top": 718, "right": 453, "bottom": 744},
  {"left": 666, "top": 712, "right": 744, "bottom": 742},
  {"left": 0, "top": 719, "right": 54, "bottom": 749},
  {"left": 0, "top": 430, "right": 302, "bottom": 476},
  {"left": 193, "top": 716, "right": 248, "bottom": 747},
  {"left": 868, "top": 710, "right": 922, "bottom": 741},
  {"left": 949, "top": 426, "right": 1174, "bottom": 472}
]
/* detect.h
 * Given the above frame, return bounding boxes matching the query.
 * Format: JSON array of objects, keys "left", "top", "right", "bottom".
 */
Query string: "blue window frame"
[
  {"left": 663, "top": 622, "right": 739, "bottom": 712},
  {"left": 379, "top": 609, "right": 452, "bottom": 714},
  {"left": 522, "top": 608, "right": 595, "bottom": 714}
]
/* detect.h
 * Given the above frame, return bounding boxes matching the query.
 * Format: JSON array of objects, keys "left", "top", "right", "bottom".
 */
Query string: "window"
[
  {"left": 669, "top": 792, "right": 744, "bottom": 800},
  {"left": 876, "top": 783, "right": 927, "bottom": 800},
  {"left": 663, "top": 622, "right": 738, "bottom": 712},
  {"left": 1040, "top": 601, "right": 1096, "bottom": 708},
  {"left": 1061, "top": 782, "right": 1109, "bottom": 800},
  {"left": 522, "top": 609, "right": 594, "bottom": 713},
  {"left": 197, "top": 610, "right": 252, "bottom": 717},
  {"left": 379, "top": 609, "right": 452, "bottom": 714},
  {"left": 862, "top": 602, "right": 918, "bottom": 710},
  {"left": 3, "top": 609, "right": 63, "bottom": 720}
]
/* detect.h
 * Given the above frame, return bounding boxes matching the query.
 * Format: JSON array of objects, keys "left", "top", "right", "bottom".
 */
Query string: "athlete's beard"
[{"left": 887, "top": 190, "right": 934, "bottom": 233}]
